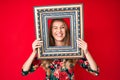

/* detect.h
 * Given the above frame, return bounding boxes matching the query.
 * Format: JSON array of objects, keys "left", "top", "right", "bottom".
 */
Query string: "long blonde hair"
[{"left": 49, "top": 18, "right": 70, "bottom": 46}]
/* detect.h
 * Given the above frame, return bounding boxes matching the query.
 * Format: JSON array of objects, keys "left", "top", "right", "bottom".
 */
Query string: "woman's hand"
[
  {"left": 32, "top": 38, "right": 43, "bottom": 53},
  {"left": 22, "top": 39, "right": 43, "bottom": 72},
  {"left": 77, "top": 38, "right": 88, "bottom": 54},
  {"left": 77, "top": 38, "right": 99, "bottom": 75}
]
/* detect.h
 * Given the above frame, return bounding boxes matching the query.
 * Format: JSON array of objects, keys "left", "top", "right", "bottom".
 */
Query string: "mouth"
[{"left": 56, "top": 33, "right": 63, "bottom": 37}]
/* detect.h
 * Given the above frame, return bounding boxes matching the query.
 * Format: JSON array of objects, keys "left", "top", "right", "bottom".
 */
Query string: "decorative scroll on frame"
[{"left": 34, "top": 4, "right": 84, "bottom": 59}]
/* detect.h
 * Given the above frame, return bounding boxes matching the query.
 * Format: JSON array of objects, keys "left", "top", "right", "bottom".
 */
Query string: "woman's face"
[{"left": 52, "top": 20, "right": 66, "bottom": 42}]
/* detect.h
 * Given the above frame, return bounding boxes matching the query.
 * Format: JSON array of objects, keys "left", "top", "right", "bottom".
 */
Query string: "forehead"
[{"left": 52, "top": 20, "right": 64, "bottom": 26}]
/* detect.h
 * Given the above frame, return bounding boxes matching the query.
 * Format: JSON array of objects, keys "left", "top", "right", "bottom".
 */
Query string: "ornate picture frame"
[{"left": 34, "top": 4, "right": 84, "bottom": 59}]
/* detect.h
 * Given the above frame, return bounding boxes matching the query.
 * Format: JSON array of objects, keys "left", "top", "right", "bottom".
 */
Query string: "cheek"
[
  {"left": 52, "top": 29, "right": 55, "bottom": 35},
  {"left": 62, "top": 29, "right": 66, "bottom": 35}
]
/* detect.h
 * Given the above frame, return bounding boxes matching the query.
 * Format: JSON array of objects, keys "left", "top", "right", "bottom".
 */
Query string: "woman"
[
  {"left": 49, "top": 19, "right": 70, "bottom": 46},
  {"left": 22, "top": 19, "right": 99, "bottom": 80}
]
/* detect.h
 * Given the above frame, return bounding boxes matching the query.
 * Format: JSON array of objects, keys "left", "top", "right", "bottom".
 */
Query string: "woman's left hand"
[
  {"left": 77, "top": 38, "right": 99, "bottom": 75},
  {"left": 77, "top": 38, "right": 88, "bottom": 54}
]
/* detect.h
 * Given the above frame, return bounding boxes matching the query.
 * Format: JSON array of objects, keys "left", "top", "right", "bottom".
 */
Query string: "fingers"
[
  {"left": 37, "top": 38, "right": 40, "bottom": 40},
  {"left": 77, "top": 38, "right": 88, "bottom": 53},
  {"left": 78, "top": 38, "right": 87, "bottom": 45},
  {"left": 32, "top": 39, "right": 43, "bottom": 50}
]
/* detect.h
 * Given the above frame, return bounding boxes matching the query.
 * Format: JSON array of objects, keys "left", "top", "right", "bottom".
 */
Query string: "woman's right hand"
[
  {"left": 32, "top": 38, "right": 43, "bottom": 53},
  {"left": 22, "top": 39, "right": 43, "bottom": 72}
]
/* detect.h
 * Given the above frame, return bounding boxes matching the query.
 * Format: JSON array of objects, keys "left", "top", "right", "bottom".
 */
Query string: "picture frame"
[{"left": 34, "top": 4, "right": 84, "bottom": 59}]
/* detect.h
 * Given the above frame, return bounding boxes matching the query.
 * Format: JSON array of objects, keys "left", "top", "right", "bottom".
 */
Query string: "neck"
[{"left": 55, "top": 41, "right": 65, "bottom": 46}]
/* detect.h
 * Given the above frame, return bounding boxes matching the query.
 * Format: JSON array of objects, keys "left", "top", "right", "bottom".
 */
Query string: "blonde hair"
[{"left": 49, "top": 18, "right": 70, "bottom": 46}]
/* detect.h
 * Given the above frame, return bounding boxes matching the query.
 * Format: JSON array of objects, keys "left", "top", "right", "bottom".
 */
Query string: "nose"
[{"left": 57, "top": 28, "right": 61, "bottom": 32}]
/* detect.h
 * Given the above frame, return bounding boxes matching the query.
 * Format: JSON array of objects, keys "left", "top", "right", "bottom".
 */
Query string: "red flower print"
[
  {"left": 57, "top": 61, "right": 60, "bottom": 65},
  {"left": 50, "top": 65, "right": 54, "bottom": 69},
  {"left": 59, "top": 72, "right": 70, "bottom": 80},
  {"left": 68, "top": 68, "right": 73, "bottom": 74},
  {"left": 79, "top": 59, "right": 84, "bottom": 63},
  {"left": 60, "top": 62, "right": 64, "bottom": 67},
  {"left": 85, "top": 61, "right": 89, "bottom": 65},
  {"left": 54, "top": 69, "right": 60, "bottom": 78}
]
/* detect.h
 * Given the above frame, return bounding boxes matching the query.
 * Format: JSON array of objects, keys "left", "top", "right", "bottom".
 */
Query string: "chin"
[
  {"left": 56, "top": 39, "right": 64, "bottom": 41},
  {"left": 55, "top": 38, "right": 64, "bottom": 41}
]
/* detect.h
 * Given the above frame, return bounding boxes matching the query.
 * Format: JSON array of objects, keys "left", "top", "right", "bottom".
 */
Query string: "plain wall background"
[{"left": 0, "top": 0, "right": 120, "bottom": 80}]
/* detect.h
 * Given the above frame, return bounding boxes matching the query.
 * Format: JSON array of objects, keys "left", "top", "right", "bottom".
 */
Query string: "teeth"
[{"left": 56, "top": 34, "right": 62, "bottom": 37}]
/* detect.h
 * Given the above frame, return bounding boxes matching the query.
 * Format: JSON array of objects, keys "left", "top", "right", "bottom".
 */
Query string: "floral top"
[{"left": 22, "top": 56, "right": 99, "bottom": 80}]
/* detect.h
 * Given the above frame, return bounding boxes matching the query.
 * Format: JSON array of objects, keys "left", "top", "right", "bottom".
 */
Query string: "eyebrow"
[
  {"left": 52, "top": 24, "right": 65, "bottom": 27},
  {"left": 52, "top": 26, "right": 57, "bottom": 28}
]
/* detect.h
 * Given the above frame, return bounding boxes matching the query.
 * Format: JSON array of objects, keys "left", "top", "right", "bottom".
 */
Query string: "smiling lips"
[{"left": 56, "top": 33, "right": 63, "bottom": 37}]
